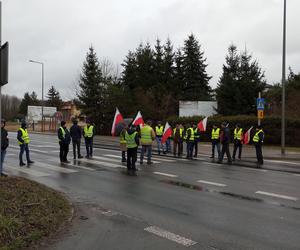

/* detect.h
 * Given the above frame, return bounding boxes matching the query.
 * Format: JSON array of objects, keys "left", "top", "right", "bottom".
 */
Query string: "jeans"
[
  {"left": 193, "top": 139, "right": 199, "bottom": 157},
  {"left": 59, "top": 142, "right": 69, "bottom": 162},
  {"left": 156, "top": 137, "right": 163, "bottom": 154},
  {"left": 140, "top": 145, "right": 152, "bottom": 163},
  {"left": 85, "top": 138, "right": 93, "bottom": 157},
  {"left": 212, "top": 140, "right": 221, "bottom": 158},
  {"left": 219, "top": 143, "right": 232, "bottom": 163},
  {"left": 19, "top": 144, "right": 31, "bottom": 164},
  {"left": 232, "top": 139, "right": 243, "bottom": 159},
  {"left": 186, "top": 141, "right": 194, "bottom": 159},
  {"left": 0, "top": 150, "right": 6, "bottom": 174},
  {"left": 127, "top": 147, "right": 137, "bottom": 170},
  {"left": 164, "top": 138, "right": 171, "bottom": 153},
  {"left": 72, "top": 139, "right": 82, "bottom": 159}
]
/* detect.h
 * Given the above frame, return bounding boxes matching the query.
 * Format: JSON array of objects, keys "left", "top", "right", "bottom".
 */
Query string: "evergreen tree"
[
  {"left": 46, "top": 85, "right": 63, "bottom": 109},
  {"left": 182, "top": 34, "right": 212, "bottom": 101},
  {"left": 77, "top": 46, "right": 106, "bottom": 133},
  {"left": 216, "top": 44, "right": 266, "bottom": 115},
  {"left": 19, "top": 91, "right": 40, "bottom": 115},
  {"left": 121, "top": 50, "right": 138, "bottom": 90}
]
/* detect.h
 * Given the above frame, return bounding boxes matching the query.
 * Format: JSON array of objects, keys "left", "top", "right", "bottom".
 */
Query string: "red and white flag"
[
  {"left": 243, "top": 126, "right": 253, "bottom": 144},
  {"left": 197, "top": 117, "right": 208, "bottom": 132},
  {"left": 162, "top": 122, "right": 172, "bottom": 144},
  {"left": 111, "top": 107, "right": 124, "bottom": 136},
  {"left": 132, "top": 111, "right": 144, "bottom": 126}
]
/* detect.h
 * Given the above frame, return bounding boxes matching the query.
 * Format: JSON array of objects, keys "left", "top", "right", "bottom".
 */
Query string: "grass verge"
[{"left": 0, "top": 177, "right": 71, "bottom": 250}]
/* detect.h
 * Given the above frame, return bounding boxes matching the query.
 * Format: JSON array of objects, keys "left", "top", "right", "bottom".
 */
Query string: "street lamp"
[
  {"left": 281, "top": 0, "right": 286, "bottom": 155},
  {"left": 29, "top": 59, "right": 44, "bottom": 131}
]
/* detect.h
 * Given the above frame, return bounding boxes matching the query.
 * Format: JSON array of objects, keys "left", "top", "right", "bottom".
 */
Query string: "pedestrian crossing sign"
[{"left": 257, "top": 98, "right": 265, "bottom": 110}]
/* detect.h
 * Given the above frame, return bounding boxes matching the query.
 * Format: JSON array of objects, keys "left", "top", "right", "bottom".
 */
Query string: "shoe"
[
  {"left": 140, "top": 161, "right": 143, "bottom": 165},
  {"left": 28, "top": 160, "right": 34, "bottom": 164},
  {"left": 26, "top": 164, "right": 31, "bottom": 168},
  {"left": 20, "top": 162, "right": 26, "bottom": 167},
  {"left": 64, "top": 160, "right": 71, "bottom": 163},
  {"left": 78, "top": 155, "right": 83, "bottom": 159},
  {"left": 210, "top": 156, "right": 214, "bottom": 159},
  {"left": 147, "top": 161, "right": 153, "bottom": 165},
  {"left": 227, "top": 161, "right": 232, "bottom": 165},
  {"left": 217, "top": 161, "right": 222, "bottom": 164},
  {"left": 163, "top": 151, "right": 166, "bottom": 154},
  {"left": 122, "top": 159, "right": 127, "bottom": 163},
  {"left": 85, "top": 155, "right": 90, "bottom": 159},
  {"left": 1, "top": 173, "right": 8, "bottom": 177}
]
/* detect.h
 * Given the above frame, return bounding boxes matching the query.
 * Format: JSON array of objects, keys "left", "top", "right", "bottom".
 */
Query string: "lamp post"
[
  {"left": 29, "top": 60, "right": 44, "bottom": 132},
  {"left": 281, "top": 0, "right": 286, "bottom": 155}
]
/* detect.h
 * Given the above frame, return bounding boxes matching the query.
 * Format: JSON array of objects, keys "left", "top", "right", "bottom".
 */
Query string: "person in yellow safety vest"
[
  {"left": 120, "top": 127, "right": 127, "bottom": 163},
  {"left": 125, "top": 124, "right": 139, "bottom": 176},
  {"left": 83, "top": 120, "right": 95, "bottom": 158},
  {"left": 210, "top": 124, "right": 221, "bottom": 159},
  {"left": 140, "top": 120, "right": 156, "bottom": 165},
  {"left": 173, "top": 123, "right": 184, "bottom": 157},
  {"left": 185, "top": 123, "right": 195, "bottom": 160},
  {"left": 58, "top": 121, "right": 71, "bottom": 163},
  {"left": 17, "top": 121, "right": 34, "bottom": 167},
  {"left": 155, "top": 121, "right": 164, "bottom": 155},
  {"left": 232, "top": 124, "right": 244, "bottom": 161},
  {"left": 193, "top": 124, "right": 201, "bottom": 158},
  {"left": 253, "top": 125, "right": 265, "bottom": 168}
]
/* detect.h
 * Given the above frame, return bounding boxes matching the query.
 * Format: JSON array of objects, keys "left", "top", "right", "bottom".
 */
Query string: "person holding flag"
[
  {"left": 125, "top": 124, "right": 139, "bottom": 176},
  {"left": 217, "top": 122, "right": 232, "bottom": 165},
  {"left": 193, "top": 123, "right": 201, "bottom": 158},
  {"left": 173, "top": 123, "right": 184, "bottom": 157},
  {"left": 111, "top": 108, "right": 126, "bottom": 162},
  {"left": 161, "top": 122, "right": 173, "bottom": 154},
  {"left": 253, "top": 125, "right": 264, "bottom": 167},
  {"left": 140, "top": 120, "right": 155, "bottom": 165},
  {"left": 232, "top": 124, "right": 244, "bottom": 161}
]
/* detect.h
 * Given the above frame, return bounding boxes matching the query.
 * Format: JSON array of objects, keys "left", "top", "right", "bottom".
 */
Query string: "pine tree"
[
  {"left": 121, "top": 50, "right": 138, "bottom": 90},
  {"left": 77, "top": 46, "right": 106, "bottom": 133},
  {"left": 46, "top": 85, "right": 63, "bottom": 109},
  {"left": 19, "top": 91, "right": 40, "bottom": 115},
  {"left": 182, "top": 34, "right": 212, "bottom": 101}
]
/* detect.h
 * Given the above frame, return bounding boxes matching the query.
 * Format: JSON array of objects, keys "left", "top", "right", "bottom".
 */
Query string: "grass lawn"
[{"left": 0, "top": 177, "right": 71, "bottom": 250}]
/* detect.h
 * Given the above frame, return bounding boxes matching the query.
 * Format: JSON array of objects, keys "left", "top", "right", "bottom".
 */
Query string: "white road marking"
[
  {"left": 34, "top": 161, "right": 78, "bottom": 174},
  {"left": 77, "top": 158, "right": 126, "bottom": 169},
  {"left": 255, "top": 191, "right": 298, "bottom": 201},
  {"left": 46, "top": 159, "right": 96, "bottom": 171},
  {"left": 30, "top": 145, "right": 58, "bottom": 148},
  {"left": 144, "top": 226, "right": 197, "bottom": 247},
  {"left": 265, "top": 159, "right": 300, "bottom": 166},
  {"left": 197, "top": 180, "right": 227, "bottom": 187},
  {"left": 153, "top": 172, "right": 178, "bottom": 178},
  {"left": 104, "top": 154, "right": 160, "bottom": 164},
  {"left": 7, "top": 165, "right": 51, "bottom": 177},
  {"left": 92, "top": 155, "right": 124, "bottom": 163},
  {"left": 151, "top": 157, "right": 175, "bottom": 162},
  {"left": 9, "top": 145, "right": 49, "bottom": 154},
  {"left": 245, "top": 167, "right": 268, "bottom": 172},
  {"left": 293, "top": 174, "right": 300, "bottom": 177}
]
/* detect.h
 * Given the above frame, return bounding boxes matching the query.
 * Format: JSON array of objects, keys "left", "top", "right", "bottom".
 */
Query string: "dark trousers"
[
  {"left": 173, "top": 140, "right": 183, "bottom": 156},
  {"left": 19, "top": 144, "right": 31, "bottom": 164},
  {"left": 255, "top": 144, "right": 264, "bottom": 165},
  {"left": 212, "top": 140, "right": 221, "bottom": 158},
  {"left": 193, "top": 139, "right": 199, "bottom": 157},
  {"left": 232, "top": 140, "right": 243, "bottom": 159},
  {"left": 122, "top": 151, "right": 126, "bottom": 161},
  {"left": 72, "top": 139, "right": 82, "bottom": 159},
  {"left": 219, "top": 143, "right": 232, "bottom": 163},
  {"left": 186, "top": 141, "right": 194, "bottom": 159},
  {"left": 127, "top": 147, "right": 137, "bottom": 170},
  {"left": 59, "top": 142, "right": 69, "bottom": 162},
  {"left": 85, "top": 138, "right": 93, "bottom": 157}
]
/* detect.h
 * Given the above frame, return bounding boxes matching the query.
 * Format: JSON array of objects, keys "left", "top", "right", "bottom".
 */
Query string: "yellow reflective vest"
[
  {"left": 18, "top": 128, "right": 30, "bottom": 145},
  {"left": 186, "top": 127, "right": 194, "bottom": 142},
  {"left": 155, "top": 126, "right": 164, "bottom": 136},
  {"left": 234, "top": 128, "right": 243, "bottom": 140},
  {"left": 253, "top": 130, "right": 264, "bottom": 143},
  {"left": 84, "top": 125, "right": 94, "bottom": 138},
  {"left": 125, "top": 131, "right": 138, "bottom": 148},
  {"left": 211, "top": 128, "right": 220, "bottom": 140},
  {"left": 140, "top": 125, "right": 153, "bottom": 145}
]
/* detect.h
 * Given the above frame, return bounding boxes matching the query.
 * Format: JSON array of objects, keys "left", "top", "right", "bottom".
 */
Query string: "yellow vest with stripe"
[
  {"left": 18, "top": 128, "right": 30, "bottom": 145},
  {"left": 173, "top": 128, "right": 183, "bottom": 138},
  {"left": 125, "top": 131, "right": 138, "bottom": 148},
  {"left": 253, "top": 130, "right": 263, "bottom": 143},
  {"left": 194, "top": 128, "right": 200, "bottom": 139},
  {"left": 120, "top": 131, "right": 126, "bottom": 144},
  {"left": 187, "top": 128, "right": 194, "bottom": 141},
  {"left": 211, "top": 128, "right": 220, "bottom": 140},
  {"left": 140, "top": 125, "right": 153, "bottom": 144},
  {"left": 155, "top": 126, "right": 164, "bottom": 136},
  {"left": 59, "top": 127, "right": 65, "bottom": 142},
  {"left": 84, "top": 125, "right": 94, "bottom": 138},
  {"left": 234, "top": 128, "right": 243, "bottom": 140}
]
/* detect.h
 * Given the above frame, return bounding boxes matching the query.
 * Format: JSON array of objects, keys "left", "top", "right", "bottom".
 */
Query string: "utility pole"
[{"left": 281, "top": 0, "right": 287, "bottom": 156}]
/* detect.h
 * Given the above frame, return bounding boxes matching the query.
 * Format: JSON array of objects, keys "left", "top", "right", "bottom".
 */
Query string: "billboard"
[
  {"left": 179, "top": 101, "right": 217, "bottom": 117},
  {"left": 28, "top": 106, "right": 57, "bottom": 122}
]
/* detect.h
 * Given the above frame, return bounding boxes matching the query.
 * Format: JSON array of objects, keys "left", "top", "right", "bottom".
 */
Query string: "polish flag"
[
  {"left": 243, "top": 126, "right": 253, "bottom": 144},
  {"left": 162, "top": 122, "right": 172, "bottom": 144},
  {"left": 197, "top": 117, "right": 208, "bottom": 132},
  {"left": 111, "top": 108, "right": 124, "bottom": 136},
  {"left": 132, "top": 111, "right": 144, "bottom": 126}
]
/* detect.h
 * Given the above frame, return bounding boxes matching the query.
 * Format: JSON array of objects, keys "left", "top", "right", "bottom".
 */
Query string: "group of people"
[{"left": 119, "top": 120, "right": 265, "bottom": 175}]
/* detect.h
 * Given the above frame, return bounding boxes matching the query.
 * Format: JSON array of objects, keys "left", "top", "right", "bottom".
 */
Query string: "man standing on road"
[
  {"left": 210, "top": 124, "right": 221, "bottom": 159},
  {"left": 120, "top": 127, "right": 127, "bottom": 163},
  {"left": 83, "top": 120, "right": 95, "bottom": 159},
  {"left": 1, "top": 119, "right": 9, "bottom": 177},
  {"left": 70, "top": 119, "right": 83, "bottom": 159},
  {"left": 232, "top": 124, "right": 243, "bottom": 161},
  {"left": 125, "top": 124, "right": 139, "bottom": 175},
  {"left": 217, "top": 122, "right": 232, "bottom": 165},
  {"left": 173, "top": 124, "right": 184, "bottom": 157},
  {"left": 17, "top": 121, "right": 34, "bottom": 167},
  {"left": 140, "top": 120, "right": 155, "bottom": 165},
  {"left": 58, "top": 121, "right": 71, "bottom": 163},
  {"left": 193, "top": 124, "right": 200, "bottom": 158},
  {"left": 155, "top": 121, "right": 164, "bottom": 155},
  {"left": 185, "top": 123, "right": 194, "bottom": 160},
  {"left": 253, "top": 125, "right": 264, "bottom": 168}
]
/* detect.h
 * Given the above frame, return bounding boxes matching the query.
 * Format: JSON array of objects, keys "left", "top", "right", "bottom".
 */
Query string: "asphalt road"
[{"left": 3, "top": 132, "right": 300, "bottom": 250}]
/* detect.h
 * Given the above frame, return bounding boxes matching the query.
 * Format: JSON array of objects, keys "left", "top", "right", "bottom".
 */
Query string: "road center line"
[
  {"left": 144, "top": 226, "right": 197, "bottom": 247},
  {"left": 255, "top": 191, "right": 298, "bottom": 201},
  {"left": 293, "top": 174, "right": 300, "bottom": 177},
  {"left": 197, "top": 180, "right": 227, "bottom": 187},
  {"left": 153, "top": 172, "right": 178, "bottom": 178}
]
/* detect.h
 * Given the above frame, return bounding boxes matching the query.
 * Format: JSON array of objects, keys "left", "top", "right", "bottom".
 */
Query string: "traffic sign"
[
  {"left": 257, "top": 98, "right": 265, "bottom": 110},
  {"left": 257, "top": 110, "right": 264, "bottom": 119}
]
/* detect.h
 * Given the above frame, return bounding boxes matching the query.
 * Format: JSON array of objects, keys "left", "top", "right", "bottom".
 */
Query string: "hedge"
[{"left": 166, "top": 115, "right": 300, "bottom": 147}]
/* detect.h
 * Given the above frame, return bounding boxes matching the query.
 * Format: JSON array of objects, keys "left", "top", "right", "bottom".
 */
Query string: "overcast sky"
[{"left": 2, "top": 0, "right": 300, "bottom": 100}]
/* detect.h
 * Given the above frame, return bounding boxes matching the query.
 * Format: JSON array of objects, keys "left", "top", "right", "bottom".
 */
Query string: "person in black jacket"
[
  {"left": 58, "top": 121, "right": 71, "bottom": 163},
  {"left": 217, "top": 122, "right": 232, "bottom": 165},
  {"left": 1, "top": 119, "right": 9, "bottom": 177},
  {"left": 70, "top": 119, "right": 83, "bottom": 159}
]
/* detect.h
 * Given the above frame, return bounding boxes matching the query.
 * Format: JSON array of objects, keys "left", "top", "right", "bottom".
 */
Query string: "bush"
[{"left": 166, "top": 115, "right": 300, "bottom": 146}]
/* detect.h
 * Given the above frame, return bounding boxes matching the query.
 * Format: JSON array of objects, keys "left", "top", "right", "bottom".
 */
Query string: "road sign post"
[{"left": 257, "top": 92, "right": 265, "bottom": 126}]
